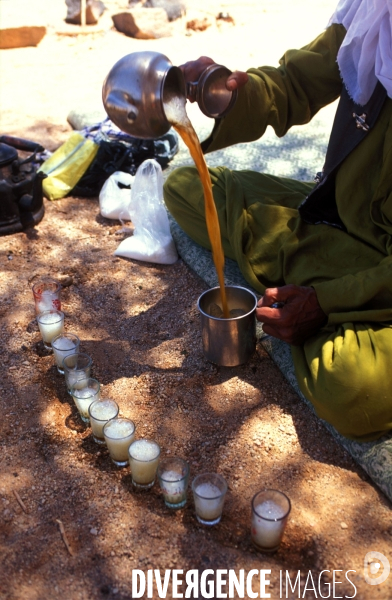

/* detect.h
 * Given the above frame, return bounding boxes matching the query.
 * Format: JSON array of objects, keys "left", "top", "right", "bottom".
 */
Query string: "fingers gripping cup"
[{"left": 128, "top": 439, "right": 161, "bottom": 490}]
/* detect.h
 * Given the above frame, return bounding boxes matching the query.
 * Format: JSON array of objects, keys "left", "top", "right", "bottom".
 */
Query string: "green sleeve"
[{"left": 202, "top": 23, "right": 346, "bottom": 153}]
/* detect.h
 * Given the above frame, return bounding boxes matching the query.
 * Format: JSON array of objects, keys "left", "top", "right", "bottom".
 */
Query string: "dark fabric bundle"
[{"left": 71, "top": 131, "right": 179, "bottom": 198}]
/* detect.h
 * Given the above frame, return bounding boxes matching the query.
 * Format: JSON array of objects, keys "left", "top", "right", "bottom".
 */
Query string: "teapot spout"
[{"left": 102, "top": 51, "right": 183, "bottom": 140}]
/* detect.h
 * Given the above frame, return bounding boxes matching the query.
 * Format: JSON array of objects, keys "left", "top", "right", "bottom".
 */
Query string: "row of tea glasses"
[{"left": 33, "top": 280, "right": 291, "bottom": 551}]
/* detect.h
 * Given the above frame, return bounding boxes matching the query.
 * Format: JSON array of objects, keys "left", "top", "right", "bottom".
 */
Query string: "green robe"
[{"left": 163, "top": 23, "right": 392, "bottom": 441}]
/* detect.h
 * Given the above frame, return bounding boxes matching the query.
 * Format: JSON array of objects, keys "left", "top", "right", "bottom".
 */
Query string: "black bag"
[
  {"left": 0, "top": 136, "right": 47, "bottom": 236},
  {"left": 70, "top": 131, "right": 179, "bottom": 198}
]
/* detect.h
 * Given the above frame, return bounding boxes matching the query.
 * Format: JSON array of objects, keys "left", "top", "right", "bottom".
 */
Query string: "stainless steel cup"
[{"left": 197, "top": 285, "right": 257, "bottom": 366}]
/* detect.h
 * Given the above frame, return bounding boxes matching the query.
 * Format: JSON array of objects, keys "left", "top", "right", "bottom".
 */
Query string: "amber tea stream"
[{"left": 164, "top": 95, "right": 230, "bottom": 318}]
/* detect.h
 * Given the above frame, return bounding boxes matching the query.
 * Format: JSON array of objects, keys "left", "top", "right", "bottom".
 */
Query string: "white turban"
[{"left": 329, "top": 0, "right": 392, "bottom": 105}]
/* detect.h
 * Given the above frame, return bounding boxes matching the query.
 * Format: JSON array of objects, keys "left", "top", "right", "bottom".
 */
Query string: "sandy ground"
[{"left": 1, "top": 1, "right": 392, "bottom": 599}]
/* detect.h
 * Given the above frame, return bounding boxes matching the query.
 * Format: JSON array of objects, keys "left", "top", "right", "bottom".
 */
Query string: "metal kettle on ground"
[{"left": 102, "top": 51, "right": 238, "bottom": 139}]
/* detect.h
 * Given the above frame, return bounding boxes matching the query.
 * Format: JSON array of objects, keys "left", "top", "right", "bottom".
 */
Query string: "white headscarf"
[{"left": 329, "top": 0, "right": 392, "bottom": 105}]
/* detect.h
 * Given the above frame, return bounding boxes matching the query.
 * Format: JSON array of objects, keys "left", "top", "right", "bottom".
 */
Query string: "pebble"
[
  {"left": 59, "top": 276, "right": 73, "bottom": 287},
  {"left": 340, "top": 522, "right": 348, "bottom": 529},
  {"left": 90, "top": 528, "right": 98, "bottom": 535}
]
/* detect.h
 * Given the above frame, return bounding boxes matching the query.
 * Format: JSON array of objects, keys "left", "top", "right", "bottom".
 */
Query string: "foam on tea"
[
  {"left": 208, "top": 303, "right": 247, "bottom": 319},
  {"left": 164, "top": 94, "right": 230, "bottom": 318}
]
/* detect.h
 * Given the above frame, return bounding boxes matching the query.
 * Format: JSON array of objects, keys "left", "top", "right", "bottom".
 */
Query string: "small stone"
[
  {"left": 112, "top": 8, "right": 170, "bottom": 40},
  {"left": 65, "top": 0, "right": 105, "bottom": 25},
  {"left": 217, "top": 12, "right": 235, "bottom": 24},
  {"left": 340, "top": 522, "right": 348, "bottom": 529},
  {"left": 27, "top": 320, "right": 39, "bottom": 333},
  {"left": 147, "top": 0, "right": 186, "bottom": 21},
  {"left": 186, "top": 17, "right": 211, "bottom": 32},
  {"left": 58, "top": 275, "right": 73, "bottom": 288},
  {"left": 33, "top": 341, "right": 52, "bottom": 357},
  {"left": 90, "top": 528, "right": 98, "bottom": 535}
]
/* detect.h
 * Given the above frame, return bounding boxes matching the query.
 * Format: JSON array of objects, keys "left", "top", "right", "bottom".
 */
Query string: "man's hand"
[
  {"left": 256, "top": 285, "right": 327, "bottom": 346},
  {"left": 179, "top": 56, "right": 249, "bottom": 101}
]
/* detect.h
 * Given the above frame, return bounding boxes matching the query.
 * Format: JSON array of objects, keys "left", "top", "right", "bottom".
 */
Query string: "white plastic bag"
[
  {"left": 114, "top": 159, "right": 178, "bottom": 265},
  {"left": 99, "top": 171, "right": 134, "bottom": 220}
]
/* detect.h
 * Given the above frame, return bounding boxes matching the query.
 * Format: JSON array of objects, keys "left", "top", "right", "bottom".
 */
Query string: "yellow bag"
[{"left": 39, "top": 132, "right": 99, "bottom": 200}]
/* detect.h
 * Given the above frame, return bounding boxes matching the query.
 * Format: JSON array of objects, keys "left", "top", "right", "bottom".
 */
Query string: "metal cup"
[{"left": 197, "top": 285, "right": 257, "bottom": 366}]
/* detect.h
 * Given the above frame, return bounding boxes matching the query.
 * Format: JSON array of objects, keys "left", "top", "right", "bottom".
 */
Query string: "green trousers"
[{"left": 164, "top": 165, "right": 392, "bottom": 441}]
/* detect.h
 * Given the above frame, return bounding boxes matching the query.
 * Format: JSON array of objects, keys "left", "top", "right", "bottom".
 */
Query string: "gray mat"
[{"left": 166, "top": 113, "right": 392, "bottom": 503}]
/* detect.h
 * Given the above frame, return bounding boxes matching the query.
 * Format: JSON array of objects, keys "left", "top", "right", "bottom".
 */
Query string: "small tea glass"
[
  {"left": 62, "top": 352, "right": 92, "bottom": 395},
  {"left": 70, "top": 377, "right": 100, "bottom": 424},
  {"left": 192, "top": 473, "right": 227, "bottom": 526},
  {"left": 88, "top": 399, "right": 119, "bottom": 444},
  {"left": 52, "top": 333, "right": 80, "bottom": 374},
  {"left": 103, "top": 417, "right": 136, "bottom": 467},
  {"left": 36, "top": 310, "right": 65, "bottom": 350},
  {"left": 128, "top": 439, "right": 160, "bottom": 490},
  {"left": 251, "top": 489, "right": 291, "bottom": 553},
  {"left": 32, "top": 279, "right": 61, "bottom": 315},
  {"left": 157, "top": 457, "right": 190, "bottom": 509}
]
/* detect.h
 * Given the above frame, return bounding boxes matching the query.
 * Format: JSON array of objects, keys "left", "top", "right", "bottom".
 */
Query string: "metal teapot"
[{"left": 102, "top": 51, "right": 237, "bottom": 140}]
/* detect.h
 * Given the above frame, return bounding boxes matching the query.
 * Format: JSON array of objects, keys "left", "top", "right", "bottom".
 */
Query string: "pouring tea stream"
[{"left": 102, "top": 51, "right": 238, "bottom": 319}]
